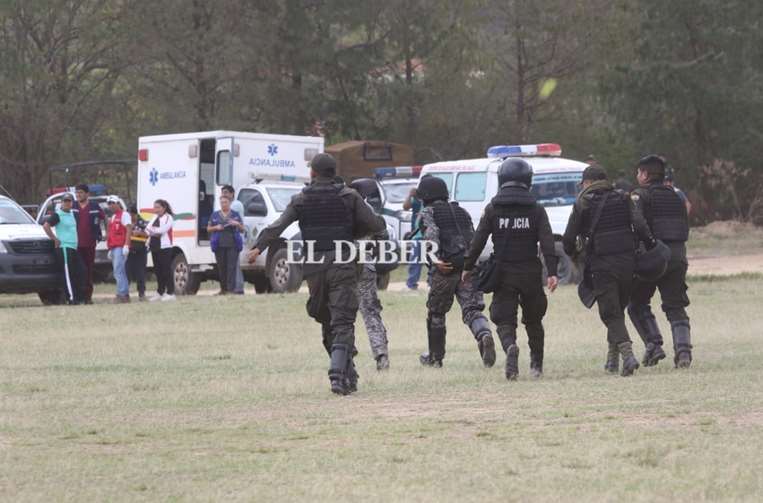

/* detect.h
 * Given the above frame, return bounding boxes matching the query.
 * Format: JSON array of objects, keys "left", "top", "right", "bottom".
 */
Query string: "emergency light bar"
[
  {"left": 374, "top": 165, "right": 423, "bottom": 179},
  {"left": 486, "top": 143, "right": 562, "bottom": 158}
]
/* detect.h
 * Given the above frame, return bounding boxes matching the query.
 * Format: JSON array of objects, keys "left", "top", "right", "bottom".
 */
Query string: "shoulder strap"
[{"left": 587, "top": 192, "right": 610, "bottom": 238}]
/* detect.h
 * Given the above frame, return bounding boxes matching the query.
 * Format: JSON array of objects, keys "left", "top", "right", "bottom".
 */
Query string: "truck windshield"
[
  {"left": 267, "top": 188, "right": 300, "bottom": 212},
  {"left": 531, "top": 172, "right": 582, "bottom": 207},
  {"left": 0, "top": 199, "right": 35, "bottom": 224},
  {"left": 382, "top": 181, "right": 417, "bottom": 203}
]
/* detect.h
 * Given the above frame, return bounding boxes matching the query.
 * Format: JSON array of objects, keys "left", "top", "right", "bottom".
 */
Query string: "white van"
[
  {"left": 419, "top": 143, "right": 587, "bottom": 284},
  {"left": 137, "top": 130, "right": 323, "bottom": 294}
]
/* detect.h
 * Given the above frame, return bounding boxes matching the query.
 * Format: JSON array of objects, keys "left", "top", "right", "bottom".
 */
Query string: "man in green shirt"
[{"left": 43, "top": 193, "right": 85, "bottom": 304}]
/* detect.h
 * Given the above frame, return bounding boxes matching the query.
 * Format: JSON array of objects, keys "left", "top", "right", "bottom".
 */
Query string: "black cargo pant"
[
  {"left": 489, "top": 261, "right": 548, "bottom": 358},
  {"left": 214, "top": 246, "right": 239, "bottom": 293},
  {"left": 629, "top": 258, "right": 690, "bottom": 345},
  {"left": 127, "top": 245, "right": 147, "bottom": 297},
  {"left": 306, "top": 263, "right": 360, "bottom": 354},
  {"left": 426, "top": 268, "right": 489, "bottom": 358},
  {"left": 589, "top": 255, "right": 634, "bottom": 345},
  {"left": 56, "top": 247, "right": 85, "bottom": 304}
]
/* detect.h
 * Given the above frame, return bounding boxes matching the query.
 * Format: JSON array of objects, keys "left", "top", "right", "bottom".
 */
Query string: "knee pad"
[{"left": 469, "top": 316, "right": 492, "bottom": 339}]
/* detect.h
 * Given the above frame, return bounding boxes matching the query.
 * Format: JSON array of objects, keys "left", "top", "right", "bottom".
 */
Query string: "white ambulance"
[
  {"left": 137, "top": 130, "right": 323, "bottom": 294},
  {"left": 418, "top": 143, "right": 587, "bottom": 284}
]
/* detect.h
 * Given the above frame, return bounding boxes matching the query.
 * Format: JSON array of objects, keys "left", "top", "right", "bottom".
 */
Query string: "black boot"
[
  {"left": 376, "top": 354, "right": 390, "bottom": 371},
  {"left": 470, "top": 317, "right": 496, "bottom": 367},
  {"left": 618, "top": 341, "right": 640, "bottom": 377},
  {"left": 671, "top": 320, "right": 693, "bottom": 369},
  {"left": 526, "top": 323, "right": 545, "bottom": 379},
  {"left": 345, "top": 356, "right": 359, "bottom": 394},
  {"left": 628, "top": 304, "right": 666, "bottom": 366},
  {"left": 643, "top": 342, "right": 666, "bottom": 367},
  {"left": 604, "top": 343, "right": 619, "bottom": 374},
  {"left": 529, "top": 356, "right": 543, "bottom": 379},
  {"left": 505, "top": 344, "right": 519, "bottom": 381},
  {"left": 329, "top": 344, "right": 350, "bottom": 395},
  {"left": 420, "top": 315, "right": 445, "bottom": 367}
]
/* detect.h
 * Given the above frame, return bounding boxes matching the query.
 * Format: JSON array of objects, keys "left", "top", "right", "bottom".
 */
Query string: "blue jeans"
[
  {"left": 111, "top": 247, "right": 129, "bottom": 297},
  {"left": 406, "top": 241, "right": 423, "bottom": 289}
]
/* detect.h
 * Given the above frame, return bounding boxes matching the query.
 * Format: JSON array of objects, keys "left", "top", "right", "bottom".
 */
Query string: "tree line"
[{"left": 1, "top": 0, "right": 761, "bottom": 223}]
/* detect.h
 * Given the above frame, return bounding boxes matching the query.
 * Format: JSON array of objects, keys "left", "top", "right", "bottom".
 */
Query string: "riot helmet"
[
  {"left": 417, "top": 175, "right": 449, "bottom": 204},
  {"left": 498, "top": 158, "right": 533, "bottom": 189}
]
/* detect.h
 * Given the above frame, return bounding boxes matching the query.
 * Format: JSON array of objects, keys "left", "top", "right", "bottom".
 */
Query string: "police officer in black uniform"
[
  {"left": 563, "top": 165, "right": 654, "bottom": 376},
  {"left": 628, "top": 155, "right": 693, "bottom": 368},
  {"left": 248, "top": 153, "right": 386, "bottom": 395},
  {"left": 463, "top": 159, "right": 559, "bottom": 380},
  {"left": 416, "top": 176, "right": 496, "bottom": 368}
]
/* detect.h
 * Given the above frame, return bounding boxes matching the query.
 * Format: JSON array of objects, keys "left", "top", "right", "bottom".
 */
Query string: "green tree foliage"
[{"left": 0, "top": 0, "right": 760, "bottom": 223}]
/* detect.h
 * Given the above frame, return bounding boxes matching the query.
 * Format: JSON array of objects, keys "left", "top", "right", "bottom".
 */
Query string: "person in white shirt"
[{"left": 145, "top": 199, "right": 176, "bottom": 301}]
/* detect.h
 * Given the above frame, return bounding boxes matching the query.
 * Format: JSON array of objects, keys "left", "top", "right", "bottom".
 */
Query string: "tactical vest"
[
  {"left": 432, "top": 202, "right": 473, "bottom": 265},
  {"left": 585, "top": 191, "right": 635, "bottom": 256},
  {"left": 490, "top": 204, "right": 539, "bottom": 262},
  {"left": 646, "top": 185, "right": 689, "bottom": 242},
  {"left": 295, "top": 184, "right": 354, "bottom": 252}
]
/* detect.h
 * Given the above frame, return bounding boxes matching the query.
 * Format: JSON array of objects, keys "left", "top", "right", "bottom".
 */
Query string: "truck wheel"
[
  {"left": 267, "top": 247, "right": 302, "bottom": 293},
  {"left": 251, "top": 273, "right": 271, "bottom": 294},
  {"left": 376, "top": 271, "right": 390, "bottom": 290},
  {"left": 38, "top": 289, "right": 64, "bottom": 305},
  {"left": 172, "top": 252, "right": 201, "bottom": 295}
]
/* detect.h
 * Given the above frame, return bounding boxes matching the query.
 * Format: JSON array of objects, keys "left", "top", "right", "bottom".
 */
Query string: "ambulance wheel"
[
  {"left": 38, "top": 289, "right": 65, "bottom": 305},
  {"left": 376, "top": 271, "right": 390, "bottom": 290},
  {"left": 251, "top": 273, "right": 271, "bottom": 294},
  {"left": 172, "top": 253, "right": 200, "bottom": 295},
  {"left": 267, "top": 247, "right": 302, "bottom": 293}
]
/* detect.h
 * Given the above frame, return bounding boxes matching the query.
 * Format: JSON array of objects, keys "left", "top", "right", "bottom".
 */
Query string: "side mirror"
[{"left": 247, "top": 201, "right": 268, "bottom": 217}]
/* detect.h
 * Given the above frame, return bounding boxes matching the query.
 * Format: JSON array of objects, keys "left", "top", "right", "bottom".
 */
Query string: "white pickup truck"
[{"left": 419, "top": 143, "right": 587, "bottom": 284}]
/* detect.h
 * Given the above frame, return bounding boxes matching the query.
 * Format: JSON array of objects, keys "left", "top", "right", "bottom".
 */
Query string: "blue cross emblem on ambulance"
[
  {"left": 149, "top": 167, "right": 159, "bottom": 186},
  {"left": 267, "top": 144, "right": 278, "bottom": 156}
]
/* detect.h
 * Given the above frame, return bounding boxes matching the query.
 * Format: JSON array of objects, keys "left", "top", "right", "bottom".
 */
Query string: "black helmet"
[
  {"left": 498, "top": 158, "right": 533, "bottom": 189},
  {"left": 310, "top": 153, "right": 337, "bottom": 177},
  {"left": 417, "top": 175, "right": 449, "bottom": 204},
  {"left": 635, "top": 240, "right": 671, "bottom": 281},
  {"left": 349, "top": 178, "right": 382, "bottom": 212},
  {"left": 636, "top": 154, "right": 666, "bottom": 181}
]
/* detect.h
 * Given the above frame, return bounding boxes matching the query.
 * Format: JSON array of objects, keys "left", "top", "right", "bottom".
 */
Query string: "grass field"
[{"left": 2, "top": 276, "right": 763, "bottom": 502}]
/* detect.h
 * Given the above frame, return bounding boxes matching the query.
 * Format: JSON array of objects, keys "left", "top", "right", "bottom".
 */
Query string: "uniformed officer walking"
[
  {"left": 463, "top": 159, "right": 559, "bottom": 380},
  {"left": 627, "top": 155, "right": 693, "bottom": 368},
  {"left": 248, "top": 154, "right": 386, "bottom": 395},
  {"left": 562, "top": 165, "right": 654, "bottom": 376},
  {"left": 349, "top": 178, "right": 391, "bottom": 371},
  {"left": 415, "top": 176, "right": 496, "bottom": 368}
]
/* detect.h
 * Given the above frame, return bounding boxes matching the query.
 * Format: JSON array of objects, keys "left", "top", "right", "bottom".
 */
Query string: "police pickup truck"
[
  {"left": 418, "top": 143, "right": 587, "bottom": 284},
  {"left": 0, "top": 195, "right": 61, "bottom": 303}
]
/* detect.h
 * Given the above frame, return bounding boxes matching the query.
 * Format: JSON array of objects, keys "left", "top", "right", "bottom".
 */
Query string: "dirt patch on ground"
[{"left": 686, "top": 254, "right": 763, "bottom": 276}]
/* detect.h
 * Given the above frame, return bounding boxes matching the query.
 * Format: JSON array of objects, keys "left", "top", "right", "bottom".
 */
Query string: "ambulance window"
[
  {"left": 428, "top": 173, "right": 453, "bottom": 194},
  {"left": 216, "top": 150, "right": 233, "bottom": 186},
  {"left": 455, "top": 172, "right": 486, "bottom": 202}
]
